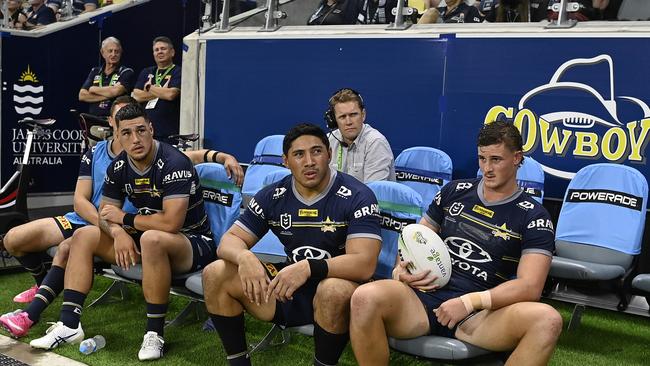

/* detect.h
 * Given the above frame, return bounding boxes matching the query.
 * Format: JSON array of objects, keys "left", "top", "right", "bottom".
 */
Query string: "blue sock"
[
  {"left": 15, "top": 253, "right": 46, "bottom": 286},
  {"left": 25, "top": 265, "right": 65, "bottom": 322},
  {"left": 60, "top": 289, "right": 86, "bottom": 328},
  {"left": 209, "top": 313, "right": 250, "bottom": 366},
  {"left": 146, "top": 302, "right": 168, "bottom": 337}
]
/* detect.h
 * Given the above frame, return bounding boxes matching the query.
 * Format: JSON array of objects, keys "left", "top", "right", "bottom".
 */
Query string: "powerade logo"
[
  {"left": 396, "top": 171, "right": 443, "bottom": 185},
  {"left": 484, "top": 55, "right": 650, "bottom": 180},
  {"left": 379, "top": 213, "right": 416, "bottom": 232},
  {"left": 566, "top": 189, "right": 642, "bottom": 211},
  {"left": 203, "top": 188, "right": 234, "bottom": 207}
]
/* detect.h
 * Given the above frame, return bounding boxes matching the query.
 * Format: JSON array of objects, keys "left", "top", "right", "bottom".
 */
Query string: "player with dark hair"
[
  {"left": 0, "top": 95, "right": 137, "bottom": 338},
  {"left": 202, "top": 123, "right": 382, "bottom": 366},
  {"left": 349, "top": 120, "right": 562, "bottom": 366},
  {"left": 30, "top": 103, "right": 216, "bottom": 361}
]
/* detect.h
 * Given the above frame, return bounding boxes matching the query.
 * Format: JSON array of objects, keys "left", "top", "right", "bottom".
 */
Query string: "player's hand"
[
  {"left": 113, "top": 232, "right": 140, "bottom": 271},
  {"left": 265, "top": 260, "right": 310, "bottom": 303},
  {"left": 237, "top": 251, "right": 269, "bottom": 306},
  {"left": 393, "top": 260, "right": 439, "bottom": 292},
  {"left": 222, "top": 154, "right": 244, "bottom": 187},
  {"left": 100, "top": 205, "right": 126, "bottom": 225},
  {"left": 434, "top": 297, "right": 470, "bottom": 329}
]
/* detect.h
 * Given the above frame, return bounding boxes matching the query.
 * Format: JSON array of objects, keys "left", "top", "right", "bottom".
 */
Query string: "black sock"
[
  {"left": 15, "top": 253, "right": 46, "bottom": 286},
  {"left": 146, "top": 302, "right": 168, "bottom": 337},
  {"left": 25, "top": 265, "right": 65, "bottom": 322},
  {"left": 313, "top": 322, "right": 349, "bottom": 366},
  {"left": 60, "top": 289, "right": 86, "bottom": 329},
  {"left": 209, "top": 313, "right": 250, "bottom": 366}
]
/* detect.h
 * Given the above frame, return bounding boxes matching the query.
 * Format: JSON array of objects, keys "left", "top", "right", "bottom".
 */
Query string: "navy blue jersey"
[
  {"left": 135, "top": 65, "right": 181, "bottom": 138},
  {"left": 424, "top": 178, "right": 554, "bottom": 294},
  {"left": 81, "top": 65, "right": 135, "bottom": 116},
  {"left": 102, "top": 141, "right": 210, "bottom": 236},
  {"left": 237, "top": 170, "right": 382, "bottom": 262}
]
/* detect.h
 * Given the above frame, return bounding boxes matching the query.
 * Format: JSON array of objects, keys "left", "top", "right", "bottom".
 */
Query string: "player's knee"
[
  {"left": 202, "top": 259, "right": 230, "bottom": 290},
  {"left": 535, "top": 305, "right": 563, "bottom": 341},
  {"left": 350, "top": 283, "right": 383, "bottom": 318},
  {"left": 139, "top": 230, "right": 166, "bottom": 256},
  {"left": 54, "top": 241, "right": 71, "bottom": 263},
  {"left": 70, "top": 226, "right": 98, "bottom": 253},
  {"left": 314, "top": 279, "right": 355, "bottom": 312},
  {"left": 3, "top": 227, "right": 22, "bottom": 254}
]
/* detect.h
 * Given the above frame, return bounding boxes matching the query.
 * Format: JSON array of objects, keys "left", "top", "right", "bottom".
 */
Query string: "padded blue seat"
[
  {"left": 395, "top": 147, "right": 452, "bottom": 212},
  {"left": 478, "top": 156, "right": 545, "bottom": 203},
  {"left": 388, "top": 336, "right": 492, "bottom": 360},
  {"left": 242, "top": 135, "right": 285, "bottom": 198},
  {"left": 632, "top": 274, "right": 650, "bottom": 293}
]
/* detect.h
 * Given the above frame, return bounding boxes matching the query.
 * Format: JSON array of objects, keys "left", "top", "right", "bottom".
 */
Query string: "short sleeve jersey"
[
  {"left": 424, "top": 178, "right": 554, "bottom": 294},
  {"left": 237, "top": 170, "right": 382, "bottom": 263},
  {"left": 102, "top": 141, "right": 210, "bottom": 236},
  {"left": 65, "top": 140, "right": 136, "bottom": 225},
  {"left": 26, "top": 5, "right": 56, "bottom": 25},
  {"left": 81, "top": 65, "right": 135, "bottom": 116},
  {"left": 134, "top": 65, "right": 182, "bottom": 138}
]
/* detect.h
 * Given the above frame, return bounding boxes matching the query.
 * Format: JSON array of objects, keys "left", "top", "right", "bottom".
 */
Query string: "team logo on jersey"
[
  {"left": 299, "top": 209, "right": 318, "bottom": 217},
  {"left": 135, "top": 178, "right": 150, "bottom": 186},
  {"left": 156, "top": 159, "right": 164, "bottom": 169},
  {"left": 125, "top": 183, "right": 133, "bottom": 195},
  {"left": 280, "top": 213, "right": 292, "bottom": 230},
  {"left": 448, "top": 202, "right": 464, "bottom": 216},
  {"left": 517, "top": 201, "right": 535, "bottom": 210},
  {"left": 472, "top": 205, "right": 494, "bottom": 218},
  {"left": 455, "top": 182, "right": 473, "bottom": 191},
  {"left": 114, "top": 160, "right": 125, "bottom": 172},
  {"left": 291, "top": 246, "right": 332, "bottom": 262},
  {"left": 445, "top": 237, "right": 493, "bottom": 263},
  {"left": 336, "top": 186, "right": 352, "bottom": 198},
  {"left": 491, "top": 223, "right": 511, "bottom": 240},
  {"left": 321, "top": 217, "right": 337, "bottom": 233},
  {"left": 273, "top": 187, "right": 287, "bottom": 199}
]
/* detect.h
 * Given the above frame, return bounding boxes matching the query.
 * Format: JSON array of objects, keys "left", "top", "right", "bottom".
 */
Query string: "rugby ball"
[{"left": 397, "top": 224, "right": 452, "bottom": 288}]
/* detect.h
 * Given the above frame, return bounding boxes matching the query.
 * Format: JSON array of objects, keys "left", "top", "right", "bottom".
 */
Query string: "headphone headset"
[{"left": 324, "top": 88, "right": 365, "bottom": 130}]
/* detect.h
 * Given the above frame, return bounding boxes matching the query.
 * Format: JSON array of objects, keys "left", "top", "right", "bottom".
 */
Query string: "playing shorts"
[
  {"left": 53, "top": 216, "right": 85, "bottom": 239},
  {"left": 262, "top": 261, "right": 320, "bottom": 328},
  {"left": 128, "top": 230, "right": 217, "bottom": 273},
  {"left": 413, "top": 288, "right": 477, "bottom": 338}
]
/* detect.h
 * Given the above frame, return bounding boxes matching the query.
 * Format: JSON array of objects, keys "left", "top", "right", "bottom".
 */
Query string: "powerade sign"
[
  {"left": 482, "top": 55, "right": 650, "bottom": 181},
  {"left": 566, "top": 189, "right": 643, "bottom": 211}
]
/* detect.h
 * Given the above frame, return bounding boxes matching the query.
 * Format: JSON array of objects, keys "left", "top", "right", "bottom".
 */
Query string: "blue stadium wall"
[
  {"left": 1, "top": 0, "right": 199, "bottom": 194},
  {"left": 198, "top": 32, "right": 650, "bottom": 200}
]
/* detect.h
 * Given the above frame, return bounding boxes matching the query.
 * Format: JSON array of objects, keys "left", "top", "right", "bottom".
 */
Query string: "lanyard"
[
  {"left": 98, "top": 69, "right": 119, "bottom": 87},
  {"left": 155, "top": 64, "right": 175, "bottom": 86},
  {"left": 337, "top": 144, "right": 344, "bottom": 170}
]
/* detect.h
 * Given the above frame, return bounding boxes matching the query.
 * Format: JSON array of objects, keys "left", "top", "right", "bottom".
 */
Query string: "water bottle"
[{"left": 79, "top": 335, "right": 106, "bottom": 355}]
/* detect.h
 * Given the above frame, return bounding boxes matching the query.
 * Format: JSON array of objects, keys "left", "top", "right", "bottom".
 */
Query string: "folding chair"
[
  {"left": 395, "top": 147, "right": 452, "bottom": 213},
  {"left": 105, "top": 163, "right": 242, "bottom": 326},
  {"left": 478, "top": 156, "right": 545, "bottom": 203},
  {"left": 549, "top": 163, "right": 648, "bottom": 329},
  {"left": 241, "top": 135, "right": 286, "bottom": 202}
]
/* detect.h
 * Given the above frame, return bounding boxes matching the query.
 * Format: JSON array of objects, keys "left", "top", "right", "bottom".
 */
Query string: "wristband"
[
  {"left": 459, "top": 290, "right": 492, "bottom": 314},
  {"left": 307, "top": 259, "right": 328, "bottom": 280},
  {"left": 123, "top": 213, "right": 136, "bottom": 228},
  {"left": 211, "top": 150, "right": 220, "bottom": 163}
]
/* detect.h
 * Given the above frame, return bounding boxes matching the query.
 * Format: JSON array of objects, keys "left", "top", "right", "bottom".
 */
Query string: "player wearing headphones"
[
  {"left": 326, "top": 88, "right": 395, "bottom": 183},
  {"left": 349, "top": 121, "right": 562, "bottom": 366}
]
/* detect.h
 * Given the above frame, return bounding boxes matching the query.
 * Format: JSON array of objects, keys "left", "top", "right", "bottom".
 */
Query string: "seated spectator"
[
  {"left": 480, "top": 0, "right": 529, "bottom": 22},
  {"left": 133, "top": 36, "right": 182, "bottom": 140},
  {"left": 0, "top": 0, "right": 28, "bottom": 29},
  {"left": 47, "top": 0, "right": 98, "bottom": 14},
  {"left": 361, "top": 0, "right": 398, "bottom": 24},
  {"left": 79, "top": 36, "right": 134, "bottom": 117},
  {"left": 307, "top": 0, "right": 364, "bottom": 25},
  {"left": 326, "top": 88, "right": 395, "bottom": 182},
  {"left": 25, "top": 0, "right": 56, "bottom": 28},
  {"left": 546, "top": 0, "right": 609, "bottom": 21},
  {"left": 418, "top": 0, "right": 483, "bottom": 23}
]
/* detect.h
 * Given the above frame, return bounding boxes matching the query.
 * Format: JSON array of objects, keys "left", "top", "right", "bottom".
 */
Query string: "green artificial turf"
[{"left": 1, "top": 272, "right": 650, "bottom": 365}]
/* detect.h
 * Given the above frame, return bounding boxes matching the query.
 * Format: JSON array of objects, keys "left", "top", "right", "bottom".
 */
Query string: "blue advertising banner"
[{"left": 201, "top": 34, "right": 650, "bottom": 200}]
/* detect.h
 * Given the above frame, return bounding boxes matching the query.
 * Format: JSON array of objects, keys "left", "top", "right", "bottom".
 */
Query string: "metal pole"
[
  {"left": 386, "top": 0, "right": 412, "bottom": 31},
  {"left": 215, "top": 0, "right": 232, "bottom": 32},
  {"left": 259, "top": 0, "right": 285, "bottom": 32},
  {"left": 1, "top": 1, "right": 10, "bottom": 29},
  {"left": 545, "top": 0, "right": 577, "bottom": 29}
]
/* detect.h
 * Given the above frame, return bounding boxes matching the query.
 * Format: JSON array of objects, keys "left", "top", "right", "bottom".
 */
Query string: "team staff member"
[
  {"left": 203, "top": 123, "right": 382, "bottom": 366},
  {"left": 133, "top": 36, "right": 182, "bottom": 140},
  {"left": 349, "top": 121, "right": 563, "bottom": 366},
  {"left": 0, "top": 96, "right": 137, "bottom": 338},
  {"left": 29, "top": 104, "right": 216, "bottom": 361},
  {"left": 79, "top": 37, "right": 135, "bottom": 117},
  {"left": 326, "top": 88, "right": 395, "bottom": 183}
]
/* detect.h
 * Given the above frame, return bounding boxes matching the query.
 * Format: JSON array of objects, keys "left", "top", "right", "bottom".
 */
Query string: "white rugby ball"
[{"left": 397, "top": 223, "right": 452, "bottom": 288}]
